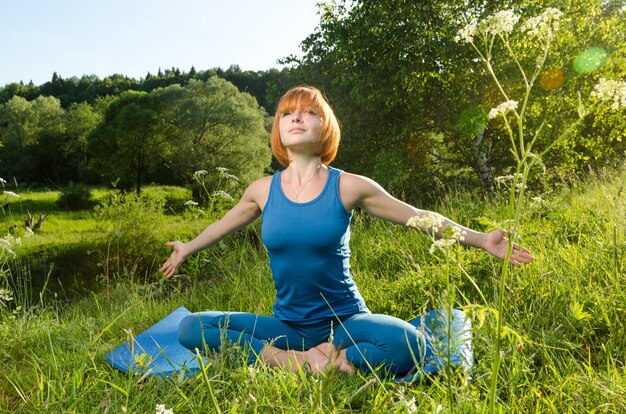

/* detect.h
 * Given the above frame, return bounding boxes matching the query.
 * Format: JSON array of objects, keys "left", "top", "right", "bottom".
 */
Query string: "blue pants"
[{"left": 178, "top": 311, "right": 425, "bottom": 375}]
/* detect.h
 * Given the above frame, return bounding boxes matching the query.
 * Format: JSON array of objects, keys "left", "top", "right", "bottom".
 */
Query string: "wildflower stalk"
[{"left": 451, "top": 7, "right": 626, "bottom": 411}]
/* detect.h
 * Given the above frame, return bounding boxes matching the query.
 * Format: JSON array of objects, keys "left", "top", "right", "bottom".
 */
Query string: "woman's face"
[{"left": 278, "top": 105, "right": 323, "bottom": 150}]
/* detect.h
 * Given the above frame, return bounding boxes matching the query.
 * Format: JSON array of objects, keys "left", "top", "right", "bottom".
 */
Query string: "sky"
[{"left": 0, "top": 0, "right": 322, "bottom": 86}]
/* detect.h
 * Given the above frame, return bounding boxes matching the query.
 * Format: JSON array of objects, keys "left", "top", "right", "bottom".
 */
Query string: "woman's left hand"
[{"left": 482, "top": 229, "right": 535, "bottom": 266}]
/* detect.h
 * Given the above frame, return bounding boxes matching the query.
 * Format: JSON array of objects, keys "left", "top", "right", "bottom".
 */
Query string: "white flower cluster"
[
  {"left": 0, "top": 234, "right": 21, "bottom": 259},
  {"left": 451, "top": 226, "right": 468, "bottom": 242},
  {"left": 591, "top": 78, "right": 626, "bottom": 110},
  {"left": 216, "top": 167, "right": 239, "bottom": 181},
  {"left": 193, "top": 170, "right": 208, "bottom": 180},
  {"left": 488, "top": 100, "right": 519, "bottom": 119},
  {"left": 0, "top": 288, "right": 13, "bottom": 304},
  {"left": 520, "top": 8, "right": 563, "bottom": 39},
  {"left": 429, "top": 238, "right": 456, "bottom": 254},
  {"left": 2, "top": 191, "right": 20, "bottom": 199},
  {"left": 406, "top": 213, "right": 445, "bottom": 235},
  {"left": 155, "top": 404, "right": 174, "bottom": 414},
  {"left": 454, "top": 10, "right": 519, "bottom": 44},
  {"left": 456, "top": 9, "right": 564, "bottom": 44},
  {"left": 394, "top": 389, "right": 418, "bottom": 414},
  {"left": 479, "top": 10, "right": 520, "bottom": 36},
  {"left": 454, "top": 23, "right": 478, "bottom": 43},
  {"left": 212, "top": 190, "right": 234, "bottom": 201},
  {"left": 494, "top": 173, "right": 524, "bottom": 184},
  {"left": 429, "top": 225, "right": 467, "bottom": 254},
  {"left": 184, "top": 200, "right": 198, "bottom": 207}
]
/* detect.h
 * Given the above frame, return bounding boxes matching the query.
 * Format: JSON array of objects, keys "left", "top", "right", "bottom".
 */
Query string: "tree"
[
  {"left": 0, "top": 95, "right": 65, "bottom": 184},
  {"left": 88, "top": 91, "right": 168, "bottom": 194},
  {"left": 289, "top": 0, "right": 626, "bottom": 197},
  {"left": 155, "top": 77, "right": 272, "bottom": 193},
  {"left": 60, "top": 102, "right": 102, "bottom": 181},
  {"left": 88, "top": 77, "right": 272, "bottom": 195}
]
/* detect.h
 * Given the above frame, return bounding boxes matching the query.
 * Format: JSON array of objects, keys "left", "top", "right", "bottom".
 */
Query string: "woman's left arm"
[{"left": 340, "top": 173, "right": 534, "bottom": 266}]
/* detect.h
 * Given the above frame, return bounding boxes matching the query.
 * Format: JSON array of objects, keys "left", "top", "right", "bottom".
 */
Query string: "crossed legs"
[{"left": 177, "top": 311, "right": 423, "bottom": 375}]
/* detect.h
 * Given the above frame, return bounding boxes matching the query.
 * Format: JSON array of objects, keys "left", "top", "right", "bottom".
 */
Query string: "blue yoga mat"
[
  {"left": 397, "top": 308, "right": 473, "bottom": 383},
  {"left": 104, "top": 306, "right": 201, "bottom": 378},
  {"left": 105, "top": 307, "right": 473, "bottom": 381}
]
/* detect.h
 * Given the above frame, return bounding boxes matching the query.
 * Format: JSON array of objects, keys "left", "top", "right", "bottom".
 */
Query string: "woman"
[{"left": 160, "top": 86, "right": 534, "bottom": 375}]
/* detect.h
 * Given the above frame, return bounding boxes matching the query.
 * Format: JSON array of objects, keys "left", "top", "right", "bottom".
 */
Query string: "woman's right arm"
[{"left": 159, "top": 177, "right": 269, "bottom": 278}]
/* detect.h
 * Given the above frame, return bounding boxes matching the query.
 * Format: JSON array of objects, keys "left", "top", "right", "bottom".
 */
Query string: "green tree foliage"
[
  {"left": 63, "top": 102, "right": 102, "bottom": 180},
  {"left": 0, "top": 66, "right": 291, "bottom": 115},
  {"left": 289, "top": 0, "right": 626, "bottom": 197},
  {"left": 88, "top": 91, "right": 170, "bottom": 194},
  {"left": 0, "top": 95, "right": 65, "bottom": 184},
  {"left": 87, "top": 77, "right": 271, "bottom": 195},
  {"left": 157, "top": 77, "right": 272, "bottom": 192}
]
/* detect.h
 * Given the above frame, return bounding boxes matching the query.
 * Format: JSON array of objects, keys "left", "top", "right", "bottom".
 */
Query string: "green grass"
[{"left": 1, "top": 172, "right": 626, "bottom": 412}]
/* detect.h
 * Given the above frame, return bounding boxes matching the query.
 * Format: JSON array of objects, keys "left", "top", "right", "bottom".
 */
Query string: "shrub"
[
  {"left": 93, "top": 189, "right": 167, "bottom": 281},
  {"left": 56, "top": 184, "right": 94, "bottom": 210}
]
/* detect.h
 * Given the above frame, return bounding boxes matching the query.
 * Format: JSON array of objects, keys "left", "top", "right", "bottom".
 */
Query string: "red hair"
[{"left": 271, "top": 86, "right": 340, "bottom": 167}]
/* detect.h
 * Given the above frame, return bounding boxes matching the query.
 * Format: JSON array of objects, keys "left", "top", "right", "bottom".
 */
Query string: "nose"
[{"left": 291, "top": 111, "right": 303, "bottom": 122}]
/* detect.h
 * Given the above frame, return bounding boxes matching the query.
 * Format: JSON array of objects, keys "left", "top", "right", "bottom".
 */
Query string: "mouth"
[{"left": 288, "top": 127, "right": 305, "bottom": 133}]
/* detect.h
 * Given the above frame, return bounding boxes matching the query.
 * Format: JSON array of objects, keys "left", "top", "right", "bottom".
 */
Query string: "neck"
[{"left": 286, "top": 158, "right": 324, "bottom": 181}]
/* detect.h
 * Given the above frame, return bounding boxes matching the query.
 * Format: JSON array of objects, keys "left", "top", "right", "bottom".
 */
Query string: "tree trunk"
[{"left": 472, "top": 128, "right": 494, "bottom": 191}]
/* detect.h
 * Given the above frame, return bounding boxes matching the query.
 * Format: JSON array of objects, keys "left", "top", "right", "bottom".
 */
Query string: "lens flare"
[
  {"left": 456, "top": 107, "right": 487, "bottom": 136},
  {"left": 539, "top": 68, "right": 565, "bottom": 91},
  {"left": 573, "top": 47, "right": 608, "bottom": 74}
]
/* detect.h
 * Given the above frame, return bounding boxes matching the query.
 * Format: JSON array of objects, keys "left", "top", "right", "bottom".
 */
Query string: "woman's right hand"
[{"left": 159, "top": 241, "right": 190, "bottom": 278}]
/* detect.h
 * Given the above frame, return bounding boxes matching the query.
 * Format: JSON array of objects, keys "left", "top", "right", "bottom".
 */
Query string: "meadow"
[{"left": 1, "top": 168, "right": 625, "bottom": 413}]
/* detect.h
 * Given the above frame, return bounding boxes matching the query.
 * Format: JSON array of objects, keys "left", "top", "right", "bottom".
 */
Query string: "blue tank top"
[{"left": 261, "top": 166, "right": 369, "bottom": 323}]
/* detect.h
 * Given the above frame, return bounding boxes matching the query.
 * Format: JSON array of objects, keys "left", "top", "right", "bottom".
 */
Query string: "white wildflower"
[
  {"left": 454, "top": 23, "right": 478, "bottom": 43},
  {"left": 0, "top": 288, "right": 13, "bottom": 304},
  {"left": 155, "top": 403, "right": 174, "bottom": 414},
  {"left": 213, "top": 190, "right": 234, "bottom": 201},
  {"left": 520, "top": 8, "right": 563, "bottom": 40},
  {"left": 216, "top": 167, "right": 239, "bottom": 181},
  {"left": 23, "top": 227, "right": 34, "bottom": 238},
  {"left": 394, "top": 389, "right": 418, "bottom": 414},
  {"left": 0, "top": 235, "right": 20, "bottom": 258},
  {"left": 451, "top": 226, "right": 468, "bottom": 242},
  {"left": 429, "top": 239, "right": 457, "bottom": 254},
  {"left": 479, "top": 10, "right": 520, "bottom": 36},
  {"left": 591, "top": 78, "right": 626, "bottom": 110},
  {"left": 248, "top": 366, "right": 258, "bottom": 380},
  {"left": 192, "top": 170, "right": 208, "bottom": 180},
  {"left": 184, "top": 200, "right": 199, "bottom": 206},
  {"left": 531, "top": 196, "right": 544, "bottom": 203},
  {"left": 494, "top": 173, "right": 523, "bottom": 184},
  {"left": 406, "top": 213, "right": 445, "bottom": 235},
  {"left": 488, "top": 100, "right": 519, "bottom": 119},
  {"left": 0, "top": 177, "right": 6, "bottom": 184},
  {"left": 2, "top": 191, "right": 20, "bottom": 199}
]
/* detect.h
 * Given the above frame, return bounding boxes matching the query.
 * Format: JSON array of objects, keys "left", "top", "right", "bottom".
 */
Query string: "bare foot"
[
  {"left": 304, "top": 347, "right": 331, "bottom": 373},
  {"left": 314, "top": 342, "right": 355, "bottom": 374}
]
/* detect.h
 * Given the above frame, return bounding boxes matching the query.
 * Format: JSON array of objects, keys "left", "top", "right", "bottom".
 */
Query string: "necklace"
[{"left": 287, "top": 165, "right": 321, "bottom": 201}]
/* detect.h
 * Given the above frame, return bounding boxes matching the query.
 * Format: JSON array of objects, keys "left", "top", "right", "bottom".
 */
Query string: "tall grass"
[{"left": 1, "top": 169, "right": 625, "bottom": 412}]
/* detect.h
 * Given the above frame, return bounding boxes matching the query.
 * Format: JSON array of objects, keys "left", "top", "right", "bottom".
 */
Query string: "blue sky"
[{"left": 0, "top": 0, "right": 321, "bottom": 86}]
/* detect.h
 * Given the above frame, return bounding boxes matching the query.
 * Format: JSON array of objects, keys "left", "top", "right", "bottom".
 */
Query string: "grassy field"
[{"left": 1, "top": 170, "right": 625, "bottom": 413}]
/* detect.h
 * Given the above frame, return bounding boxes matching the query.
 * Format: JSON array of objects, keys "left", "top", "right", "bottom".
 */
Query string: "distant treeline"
[{"left": 0, "top": 65, "right": 289, "bottom": 114}]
